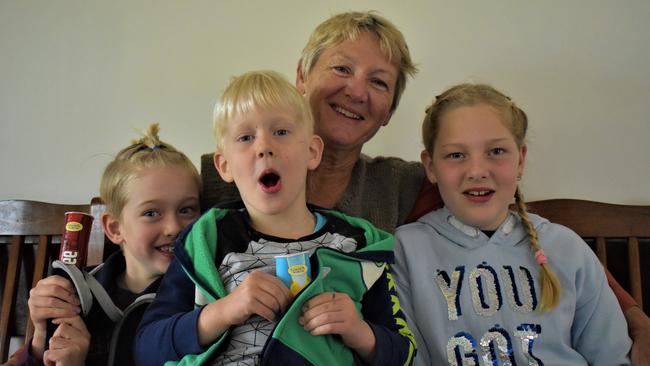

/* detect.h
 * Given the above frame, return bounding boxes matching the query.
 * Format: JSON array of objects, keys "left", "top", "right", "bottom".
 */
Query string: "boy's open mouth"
[{"left": 259, "top": 170, "right": 281, "bottom": 193}]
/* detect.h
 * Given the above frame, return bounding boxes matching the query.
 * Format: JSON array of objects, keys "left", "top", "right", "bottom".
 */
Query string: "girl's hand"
[
  {"left": 42, "top": 316, "right": 90, "bottom": 366},
  {"left": 28, "top": 275, "right": 81, "bottom": 359},
  {"left": 299, "top": 292, "right": 376, "bottom": 362}
]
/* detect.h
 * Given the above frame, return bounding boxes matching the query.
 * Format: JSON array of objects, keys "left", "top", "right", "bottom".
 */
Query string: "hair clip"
[{"left": 534, "top": 249, "right": 548, "bottom": 265}]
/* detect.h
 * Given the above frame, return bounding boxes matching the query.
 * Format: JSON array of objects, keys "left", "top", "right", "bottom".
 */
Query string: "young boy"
[{"left": 135, "top": 71, "right": 415, "bottom": 366}]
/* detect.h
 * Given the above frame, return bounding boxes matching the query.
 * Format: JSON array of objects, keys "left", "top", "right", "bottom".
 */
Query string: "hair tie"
[{"left": 535, "top": 249, "right": 548, "bottom": 265}]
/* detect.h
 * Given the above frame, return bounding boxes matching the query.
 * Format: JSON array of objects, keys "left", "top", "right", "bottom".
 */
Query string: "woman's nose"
[{"left": 345, "top": 75, "right": 369, "bottom": 103}]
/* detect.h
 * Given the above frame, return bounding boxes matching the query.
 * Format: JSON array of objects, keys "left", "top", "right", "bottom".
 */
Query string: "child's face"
[
  {"left": 214, "top": 106, "right": 323, "bottom": 220},
  {"left": 106, "top": 164, "right": 200, "bottom": 284},
  {"left": 422, "top": 103, "right": 526, "bottom": 230}
]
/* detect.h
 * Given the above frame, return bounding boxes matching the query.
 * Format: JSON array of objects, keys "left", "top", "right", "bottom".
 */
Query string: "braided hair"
[{"left": 422, "top": 84, "right": 561, "bottom": 311}]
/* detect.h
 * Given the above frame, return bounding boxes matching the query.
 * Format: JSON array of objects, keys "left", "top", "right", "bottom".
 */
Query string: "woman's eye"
[
  {"left": 274, "top": 129, "right": 289, "bottom": 136},
  {"left": 332, "top": 65, "right": 351, "bottom": 74},
  {"left": 371, "top": 78, "right": 389, "bottom": 91}
]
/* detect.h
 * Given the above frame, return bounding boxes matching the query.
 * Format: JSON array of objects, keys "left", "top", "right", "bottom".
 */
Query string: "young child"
[
  {"left": 134, "top": 71, "right": 415, "bottom": 366},
  {"left": 8, "top": 124, "right": 201, "bottom": 366},
  {"left": 392, "top": 84, "right": 632, "bottom": 365}
]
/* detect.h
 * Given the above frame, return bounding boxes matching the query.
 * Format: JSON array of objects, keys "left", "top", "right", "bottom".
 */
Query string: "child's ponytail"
[
  {"left": 514, "top": 187, "right": 561, "bottom": 311},
  {"left": 100, "top": 123, "right": 201, "bottom": 218}
]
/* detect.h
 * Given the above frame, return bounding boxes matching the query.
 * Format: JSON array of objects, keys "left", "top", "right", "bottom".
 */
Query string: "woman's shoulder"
[{"left": 358, "top": 154, "right": 423, "bottom": 174}]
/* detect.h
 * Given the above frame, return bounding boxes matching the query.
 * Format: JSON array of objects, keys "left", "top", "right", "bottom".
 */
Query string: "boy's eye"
[
  {"left": 446, "top": 152, "right": 465, "bottom": 160},
  {"left": 237, "top": 134, "right": 254, "bottom": 143},
  {"left": 274, "top": 129, "right": 289, "bottom": 136},
  {"left": 143, "top": 210, "right": 161, "bottom": 217}
]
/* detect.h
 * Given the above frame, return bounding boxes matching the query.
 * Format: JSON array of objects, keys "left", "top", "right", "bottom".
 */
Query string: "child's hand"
[
  {"left": 28, "top": 276, "right": 81, "bottom": 329},
  {"left": 43, "top": 316, "right": 90, "bottom": 366},
  {"left": 299, "top": 292, "right": 376, "bottom": 362},
  {"left": 198, "top": 271, "right": 293, "bottom": 346},
  {"left": 225, "top": 271, "right": 293, "bottom": 323},
  {"left": 28, "top": 275, "right": 81, "bottom": 359}
]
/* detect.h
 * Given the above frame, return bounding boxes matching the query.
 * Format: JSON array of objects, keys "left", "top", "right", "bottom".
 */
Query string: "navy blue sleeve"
[
  {"left": 134, "top": 258, "right": 205, "bottom": 366},
  {"left": 361, "top": 267, "right": 417, "bottom": 366}
]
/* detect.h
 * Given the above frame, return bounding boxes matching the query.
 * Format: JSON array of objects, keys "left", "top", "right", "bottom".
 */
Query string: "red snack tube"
[{"left": 59, "top": 211, "right": 93, "bottom": 268}]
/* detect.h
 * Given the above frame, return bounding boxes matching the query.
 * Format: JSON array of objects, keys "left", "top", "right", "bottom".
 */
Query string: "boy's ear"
[
  {"left": 307, "top": 134, "right": 324, "bottom": 170},
  {"left": 213, "top": 151, "right": 234, "bottom": 183},
  {"left": 420, "top": 149, "right": 437, "bottom": 184},
  {"left": 102, "top": 212, "right": 124, "bottom": 246}
]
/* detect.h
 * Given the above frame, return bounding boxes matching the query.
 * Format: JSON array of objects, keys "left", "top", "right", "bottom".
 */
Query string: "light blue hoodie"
[{"left": 393, "top": 207, "right": 631, "bottom": 366}]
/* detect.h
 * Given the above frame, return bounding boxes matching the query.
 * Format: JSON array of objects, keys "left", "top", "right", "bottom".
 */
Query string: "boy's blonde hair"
[
  {"left": 213, "top": 70, "right": 314, "bottom": 152},
  {"left": 299, "top": 11, "right": 418, "bottom": 112},
  {"left": 422, "top": 83, "right": 561, "bottom": 312},
  {"left": 100, "top": 123, "right": 201, "bottom": 218}
]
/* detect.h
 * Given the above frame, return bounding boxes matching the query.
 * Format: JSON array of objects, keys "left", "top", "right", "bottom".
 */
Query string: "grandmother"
[{"left": 200, "top": 11, "right": 649, "bottom": 365}]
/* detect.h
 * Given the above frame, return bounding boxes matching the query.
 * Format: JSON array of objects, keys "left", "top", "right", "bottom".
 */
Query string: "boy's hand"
[
  {"left": 224, "top": 271, "right": 293, "bottom": 323},
  {"left": 299, "top": 292, "right": 376, "bottom": 362},
  {"left": 198, "top": 271, "right": 292, "bottom": 346},
  {"left": 43, "top": 316, "right": 90, "bottom": 366},
  {"left": 28, "top": 275, "right": 81, "bottom": 359}
]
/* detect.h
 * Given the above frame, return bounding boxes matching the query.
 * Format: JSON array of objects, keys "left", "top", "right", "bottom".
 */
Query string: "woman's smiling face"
[{"left": 297, "top": 31, "right": 398, "bottom": 152}]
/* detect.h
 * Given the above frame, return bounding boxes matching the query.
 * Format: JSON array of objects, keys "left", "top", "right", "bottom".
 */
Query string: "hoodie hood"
[{"left": 417, "top": 207, "right": 550, "bottom": 250}]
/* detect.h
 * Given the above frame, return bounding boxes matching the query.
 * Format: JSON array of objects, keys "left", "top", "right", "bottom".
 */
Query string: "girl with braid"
[
  {"left": 8, "top": 124, "right": 200, "bottom": 366},
  {"left": 392, "top": 84, "right": 631, "bottom": 365}
]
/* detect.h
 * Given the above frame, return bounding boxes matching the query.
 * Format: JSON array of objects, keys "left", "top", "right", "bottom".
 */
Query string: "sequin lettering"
[
  {"left": 436, "top": 266, "right": 465, "bottom": 320},
  {"left": 501, "top": 266, "right": 537, "bottom": 312},
  {"left": 447, "top": 332, "right": 479, "bottom": 366},
  {"left": 480, "top": 325, "right": 515, "bottom": 366},
  {"left": 469, "top": 263, "right": 503, "bottom": 317},
  {"left": 448, "top": 324, "right": 542, "bottom": 365},
  {"left": 514, "top": 324, "right": 543, "bottom": 366}
]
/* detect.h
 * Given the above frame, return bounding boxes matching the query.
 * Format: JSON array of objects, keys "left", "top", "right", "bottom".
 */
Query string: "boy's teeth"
[
  {"left": 333, "top": 106, "right": 361, "bottom": 119},
  {"left": 158, "top": 245, "right": 173, "bottom": 252}
]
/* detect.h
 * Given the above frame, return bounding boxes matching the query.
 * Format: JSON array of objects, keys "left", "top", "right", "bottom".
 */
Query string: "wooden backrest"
[
  {"left": 0, "top": 199, "right": 107, "bottom": 363},
  {"left": 526, "top": 199, "right": 650, "bottom": 312}
]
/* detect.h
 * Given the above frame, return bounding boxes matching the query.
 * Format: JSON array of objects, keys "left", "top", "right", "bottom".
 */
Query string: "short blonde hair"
[
  {"left": 299, "top": 11, "right": 418, "bottom": 111},
  {"left": 213, "top": 70, "right": 314, "bottom": 151},
  {"left": 100, "top": 123, "right": 201, "bottom": 218}
]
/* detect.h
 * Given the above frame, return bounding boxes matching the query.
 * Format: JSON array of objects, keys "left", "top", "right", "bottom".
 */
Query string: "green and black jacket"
[{"left": 135, "top": 204, "right": 416, "bottom": 366}]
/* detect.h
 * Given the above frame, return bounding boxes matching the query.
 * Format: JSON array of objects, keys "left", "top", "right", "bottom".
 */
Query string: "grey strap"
[
  {"left": 85, "top": 272, "right": 123, "bottom": 322},
  {"left": 52, "top": 261, "right": 93, "bottom": 317}
]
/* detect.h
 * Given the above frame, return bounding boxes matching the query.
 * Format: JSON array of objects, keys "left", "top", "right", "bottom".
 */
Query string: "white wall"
[{"left": 1, "top": 0, "right": 649, "bottom": 205}]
